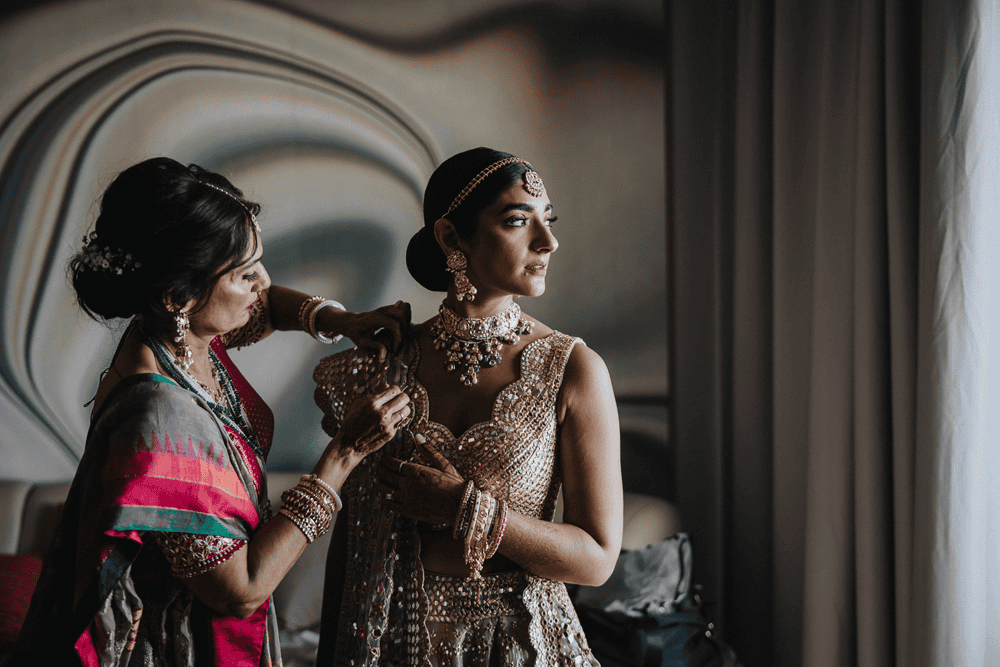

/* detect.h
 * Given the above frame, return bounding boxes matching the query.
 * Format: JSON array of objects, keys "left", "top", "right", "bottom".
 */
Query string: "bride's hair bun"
[{"left": 405, "top": 226, "right": 448, "bottom": 291}]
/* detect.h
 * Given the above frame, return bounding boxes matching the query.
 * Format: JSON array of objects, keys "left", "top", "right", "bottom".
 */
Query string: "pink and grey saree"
[{"left": 12, "top": 336, "right": 278, "bottom": 666}]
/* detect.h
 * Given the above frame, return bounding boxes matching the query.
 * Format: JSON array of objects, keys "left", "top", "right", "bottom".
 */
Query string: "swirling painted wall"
[{"left": 0, "top": 0, "right": 666, "bottom": 482}]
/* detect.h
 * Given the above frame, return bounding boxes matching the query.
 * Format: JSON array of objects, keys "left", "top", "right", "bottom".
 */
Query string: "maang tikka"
[
  {"left": 446, "top": 250, "right": 477, "bottom": 302},
  {"left": 172, "top": 310, "right": 193, "bottom": 371}
]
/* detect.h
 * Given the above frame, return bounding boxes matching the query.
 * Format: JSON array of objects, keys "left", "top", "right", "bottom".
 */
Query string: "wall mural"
[{"left": 0, "top": 0, "right": 667, "bottom": 490}]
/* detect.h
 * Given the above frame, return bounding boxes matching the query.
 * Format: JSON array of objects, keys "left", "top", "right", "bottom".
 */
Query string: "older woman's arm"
[
  {"left": 268, "top": 285, "right": 411, "bottom": 359},
  {"left": 378, "top": 344, "right": 623, "bottom": 587},
  {"left": 223, "top": 285, "right": 410, "bottom": 359},
  {"left": 170, "top": 384, "right": 410, "bottom": 619}
]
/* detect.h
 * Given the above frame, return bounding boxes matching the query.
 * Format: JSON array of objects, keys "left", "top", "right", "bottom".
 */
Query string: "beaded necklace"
[{"left": 141, "top": 325, "right": 264, "bottom": 458}]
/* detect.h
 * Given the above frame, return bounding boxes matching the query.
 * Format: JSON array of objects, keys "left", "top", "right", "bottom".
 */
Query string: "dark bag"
[
  {"left": 577, "top": 586, "right": 740, "bottom": 667},
  {"left": 572, "top": 535, "right": 742, "bottom": 667}
]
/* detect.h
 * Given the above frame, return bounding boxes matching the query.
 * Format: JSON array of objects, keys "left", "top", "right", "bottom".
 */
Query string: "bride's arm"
[{"left": 489, "top": 344, "right": 622, "bottom": 585}]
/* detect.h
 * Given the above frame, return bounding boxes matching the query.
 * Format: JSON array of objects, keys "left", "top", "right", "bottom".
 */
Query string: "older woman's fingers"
[
  {"left": 370, "top": 384, "right": 407, "bottom": 408},
  {"left": 390, "top": 402, "right": 412, "bottom": 426},
  {"left": 376, "top": 301, "right": 413, "bottom": 351},
  {"left": 383, "top": 301, "right": 412, "bottom": 350},
  {"left": 361, "top": 301, "right": 412, "bottom": 356}
]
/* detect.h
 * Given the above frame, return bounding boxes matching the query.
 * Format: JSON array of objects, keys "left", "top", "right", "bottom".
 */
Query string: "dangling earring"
[
  {"left": 446, "top": 250, "right": 477, "bottom": 302},
  {"left": 172, "top": 309, "right": 193, "bottom": 371}
]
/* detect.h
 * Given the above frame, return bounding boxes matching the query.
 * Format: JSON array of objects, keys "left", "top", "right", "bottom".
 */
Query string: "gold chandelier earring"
[
  {"left": 172, "top": 309, "right": 193, "bottom": 371},
  {"left": 446, "top": 250, "right": 477, "bottom": 302}
]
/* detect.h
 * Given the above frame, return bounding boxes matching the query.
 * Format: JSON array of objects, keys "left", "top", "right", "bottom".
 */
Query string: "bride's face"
[{"left": 461, "top": 184, "right": 559, "bottom": 300}]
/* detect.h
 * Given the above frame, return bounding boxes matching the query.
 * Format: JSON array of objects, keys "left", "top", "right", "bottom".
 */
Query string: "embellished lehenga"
[
  {"left": 13, "top": 309, "right": 281, "bottom": 666},
  {"left": 312, "top": 330, "right": 601, "bottom": 666}
]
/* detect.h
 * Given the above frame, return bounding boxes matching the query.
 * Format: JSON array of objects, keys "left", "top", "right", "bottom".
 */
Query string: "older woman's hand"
[
  {"left": 376, "top": 439, "right": 466, "bottom": 525},
  {"left": 322, "top": 300, "right": 412, "bottom": 360},
  {"left": 337, "top": 384, "right": 412, "bottom": 455}
]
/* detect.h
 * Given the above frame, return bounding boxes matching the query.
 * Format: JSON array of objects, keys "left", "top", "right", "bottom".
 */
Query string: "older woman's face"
[
  {"left": 188, "top": 233, "right": 270, "bottom": 339},
  {"left": 461, "top": 184, "right": 558, "bottom": 300}
]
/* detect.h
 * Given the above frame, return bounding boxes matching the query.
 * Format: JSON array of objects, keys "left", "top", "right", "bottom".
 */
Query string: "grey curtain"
[{"left": 669, "top": 1, "right": 986, "bottom": 665}]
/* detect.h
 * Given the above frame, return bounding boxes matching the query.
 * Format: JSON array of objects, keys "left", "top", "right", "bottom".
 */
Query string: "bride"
[{"left": 312, "top": 147, "right": 623, "bottom": 666}]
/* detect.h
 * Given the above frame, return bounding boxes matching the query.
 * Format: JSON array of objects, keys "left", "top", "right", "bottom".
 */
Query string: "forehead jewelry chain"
[
  {"left": 200, "top": 181, "right": 261, "bottom": 233},
  {"left": 431, "top": 301, "right": 532, "bottom": 386}
]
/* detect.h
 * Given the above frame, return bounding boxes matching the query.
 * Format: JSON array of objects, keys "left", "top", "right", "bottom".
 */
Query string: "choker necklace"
[{"left": 431, "top": 301, "right": 533, "bottom": 386}]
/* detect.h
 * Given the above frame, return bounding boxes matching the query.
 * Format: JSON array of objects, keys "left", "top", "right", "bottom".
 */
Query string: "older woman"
[
  {"left": 313, "top": 147, "right": 623, "bottom": 665},
  {"left": 12, "top": 157, "right": 412, "bottom": 665}
]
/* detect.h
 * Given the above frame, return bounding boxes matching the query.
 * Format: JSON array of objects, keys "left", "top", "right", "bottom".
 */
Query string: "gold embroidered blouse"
[{"left": 313, "top": 330, "right": 601, "bottom": 666}]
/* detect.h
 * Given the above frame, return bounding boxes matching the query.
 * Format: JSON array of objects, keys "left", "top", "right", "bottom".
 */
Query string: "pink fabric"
[
  {"left": 80, "top": 366, "right": 274, "bottom": 662},
  {"left": 213, "top": 339, "right": 273, "bottom": 455},
  {"left": 75, "top": 628, "right": 100, "bottom": 667},
  {"left": 211, "top": 598, "right": 270, "bottom": 664},
  {"left": 105, "top": 450, "right": 258, "bottom": 526}
]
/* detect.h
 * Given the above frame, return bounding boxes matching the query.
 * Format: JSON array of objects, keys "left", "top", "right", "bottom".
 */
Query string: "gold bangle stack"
[
  {"left": 298, "top": 295, "right": 345, "bottom": 344},
  {"left": 464, "top": 492, "right": 495, "bottom": 578},
  {"left": 279, "top": 475, "right": 342, "bottom": 543},
  {"left": 484, "top": 499, "right": 508, "bottom": 560},
  {"left": 452, "top": 480, "right": 506, "bottom": 579},
  {"left": 452, "top": 481, "right": 476, "bottom": 540},
  {"left": 300, "top": 473, "right": 343, "bottom": 512},
  {"left": 298, "top": 295, "right": 323, "bottom": 331}
]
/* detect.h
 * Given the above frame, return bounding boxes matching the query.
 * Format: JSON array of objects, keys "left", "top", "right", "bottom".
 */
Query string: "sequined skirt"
[{"left": 413, "top": 570, "right": 535, "bottom": 666}]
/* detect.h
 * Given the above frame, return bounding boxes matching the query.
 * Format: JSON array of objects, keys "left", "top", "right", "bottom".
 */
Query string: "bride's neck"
[{"left": 443, "top": 294, "right": 515, "bottom": 319}]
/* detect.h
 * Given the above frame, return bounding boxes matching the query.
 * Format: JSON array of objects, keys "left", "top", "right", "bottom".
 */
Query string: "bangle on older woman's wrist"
[
  {"left": 279, "top": 478, "right": 337, "bottom": 543},
  {"left": 308, "top": 299, "right": 346, "bottom": 344},
  {"left": 300, "top": 473, "right": 343, "bottom": 512},
  {"left": 298, "top": 295, "right": 323, "bottom": 331}
]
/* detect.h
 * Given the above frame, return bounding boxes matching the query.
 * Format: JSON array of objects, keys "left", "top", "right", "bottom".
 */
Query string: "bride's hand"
[{"left": 376, "top": 438, "right": 466, "bottom": 525}]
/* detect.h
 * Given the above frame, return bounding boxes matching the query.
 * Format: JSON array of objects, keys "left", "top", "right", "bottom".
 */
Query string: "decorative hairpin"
[{"left": 74, "top": 232, "right": 141, "bottom": 276}]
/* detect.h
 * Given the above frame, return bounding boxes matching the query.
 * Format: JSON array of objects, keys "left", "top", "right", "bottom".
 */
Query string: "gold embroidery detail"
[{"left": 154, "top": 532, "right": 246, "bottom": 578}]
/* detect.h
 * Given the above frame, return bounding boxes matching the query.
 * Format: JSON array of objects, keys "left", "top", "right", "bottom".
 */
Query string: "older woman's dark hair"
[
  {"left": 70, "top": 157, "right": 260, "bottom": 335},
  {"left": 406, "top": 147, "right": 533, "bottom": 292}
]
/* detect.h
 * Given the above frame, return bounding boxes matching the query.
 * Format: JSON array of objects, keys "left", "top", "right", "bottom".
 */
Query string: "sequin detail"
[
  {"left": 424, "top": 570, "right": 527, "bottom": 623},
  {"left": 154, "top": 532, "right": 246, "bottom": 578},
  {"left": 422, "top": 570, "right": 535, "bottom": 665},
  {"left": 409, "top": 333, "right": 575, "bottom": 521}
]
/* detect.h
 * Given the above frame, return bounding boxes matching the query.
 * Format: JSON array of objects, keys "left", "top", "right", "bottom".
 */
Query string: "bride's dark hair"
[{"left": 406, "top": 147, "right": 533, "bottom": 292}]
